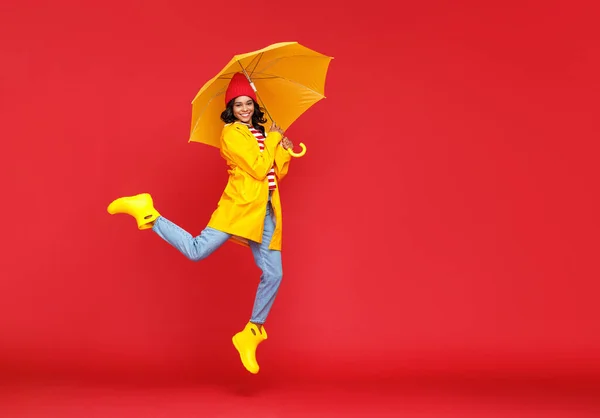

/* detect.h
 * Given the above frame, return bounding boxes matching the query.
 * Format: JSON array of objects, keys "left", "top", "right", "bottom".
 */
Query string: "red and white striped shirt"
[{"left": 246, "top": 124, "right": 277, "bottom": 190}]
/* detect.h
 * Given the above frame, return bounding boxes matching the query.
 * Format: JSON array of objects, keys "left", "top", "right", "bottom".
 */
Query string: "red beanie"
[{"left": 225, "top": 73, "right": 257, "bottom": 105}]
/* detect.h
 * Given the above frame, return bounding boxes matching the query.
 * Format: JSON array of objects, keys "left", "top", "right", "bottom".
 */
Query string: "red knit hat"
[{"left": 225, "top": 73, "right": 257, "bottom": 105}]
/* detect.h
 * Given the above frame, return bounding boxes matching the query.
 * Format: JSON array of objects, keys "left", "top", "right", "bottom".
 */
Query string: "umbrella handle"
[{"left": 287, "top": 142, "right": 307, "bottom": 158}]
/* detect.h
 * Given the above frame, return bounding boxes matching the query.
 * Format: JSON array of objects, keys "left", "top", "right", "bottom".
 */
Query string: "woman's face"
[{"left": 233, "top": 96, "right": 254, "bottom": 123}]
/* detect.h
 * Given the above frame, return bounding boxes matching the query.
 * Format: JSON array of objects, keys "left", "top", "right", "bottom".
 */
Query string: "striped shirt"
[{"left": 246, "top": 124, "right": 277, "bottom": 190}]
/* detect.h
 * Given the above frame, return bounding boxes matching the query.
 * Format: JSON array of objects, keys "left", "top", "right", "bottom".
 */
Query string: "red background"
[{"left": 1, "top": 0, "right": 599, "bottom": 395}]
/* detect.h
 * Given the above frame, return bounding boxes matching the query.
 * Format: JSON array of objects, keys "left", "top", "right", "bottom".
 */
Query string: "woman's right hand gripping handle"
[{"left": 270, "top": 123, "right": 307, "bottom": 158}]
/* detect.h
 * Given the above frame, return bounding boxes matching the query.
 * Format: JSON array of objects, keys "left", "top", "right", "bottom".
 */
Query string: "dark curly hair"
[{"left": 220, "top": 98, "right": 268, "bottom": 136}]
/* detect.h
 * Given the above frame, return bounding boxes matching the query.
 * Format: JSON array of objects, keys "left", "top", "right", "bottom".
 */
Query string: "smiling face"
[{"left": 232, "top": 96, "right": 255, "bottom": 124}]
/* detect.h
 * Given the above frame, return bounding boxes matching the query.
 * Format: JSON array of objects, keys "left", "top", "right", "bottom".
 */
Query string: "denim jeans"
[{"left": 151, "top": 201, "right": 283, "bottom": 324}]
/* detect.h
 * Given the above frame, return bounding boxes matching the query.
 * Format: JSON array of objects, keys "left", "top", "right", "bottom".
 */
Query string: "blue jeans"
[{"left": 151, "top": 201, "right": 283, "bottom": 324}]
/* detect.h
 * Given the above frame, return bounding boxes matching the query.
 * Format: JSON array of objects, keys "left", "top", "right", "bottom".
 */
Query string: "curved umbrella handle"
[{"left": 287, "top": 142, "right": 307, "bottom": 158}]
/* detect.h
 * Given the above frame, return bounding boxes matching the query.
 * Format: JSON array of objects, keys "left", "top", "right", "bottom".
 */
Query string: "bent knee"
[
  {"left": 185, "top": 250, "right": 205, "bottom": 262},
  {"left": 265, "top": 271, "right": 283, "bottom": 285}
]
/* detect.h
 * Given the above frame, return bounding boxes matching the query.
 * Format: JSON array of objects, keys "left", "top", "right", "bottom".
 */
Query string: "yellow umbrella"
[{"left": 188, "top": 41, "right": 333, "bottom": 158}]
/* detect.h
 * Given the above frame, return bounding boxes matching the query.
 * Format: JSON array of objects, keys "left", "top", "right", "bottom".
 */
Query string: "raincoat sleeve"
[
  {"left": 274, "top": 144, "right": 292, "bottom": 181},
  {"left": 221, "top": 126, "right": 282, "bottom": 180}
]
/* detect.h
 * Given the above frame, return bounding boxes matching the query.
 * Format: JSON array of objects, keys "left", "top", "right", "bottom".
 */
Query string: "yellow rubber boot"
[
  {"left": 232, "top": 322, "right": 268, "bottom": 374},
  {"left": 107, "top": 193, "right": 160, "bottom": 230}
]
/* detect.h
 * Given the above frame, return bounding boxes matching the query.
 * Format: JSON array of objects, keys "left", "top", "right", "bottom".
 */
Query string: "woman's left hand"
[{"left": 281, "top": 136, "right": 294, "bottom": 150}]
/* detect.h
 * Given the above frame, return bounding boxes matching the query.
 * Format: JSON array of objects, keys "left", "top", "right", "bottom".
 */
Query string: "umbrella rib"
[
  {"left": 247, "top": 53, "right": 264, "bottom": 78},
  {"left": 248, "top": 71, "right": 326, "bottom": 97},
  {"left": 218, "top": 54, "right": 327, "bottom": 82},
  {"left": 251, "top": 53, "right": 265, "bottom": 74},
  {"left": 250, "top": 56, "right": 282, "bottom": 74},
  {"left": 249, "top": 55, "right": 327, "bottom": 77},
  {"left": 236, "top": 52, "right": 264, "bottom": 81}
]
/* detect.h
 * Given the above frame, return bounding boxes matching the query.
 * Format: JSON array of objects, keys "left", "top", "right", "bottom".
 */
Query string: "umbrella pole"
[
  {"left": 238, "top": 65, "right": 275, "bottom": 123},
  {"left": 238, "top": 64, "right": 307, "bottom": 158}
]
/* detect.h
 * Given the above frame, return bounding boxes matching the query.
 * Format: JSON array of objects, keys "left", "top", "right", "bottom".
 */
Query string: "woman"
[{"left": 107, "top": 72, "right": 294, "bottom": 374}]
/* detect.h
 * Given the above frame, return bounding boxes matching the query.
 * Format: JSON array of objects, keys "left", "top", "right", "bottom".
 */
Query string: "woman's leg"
[
  {"left": 232, "top": 201, "right": 283, "bottom": 374},
  {"left": 153, "top": 217, "right": 231, "bottom": 262},
  {"left": 248, "top": 202, "right": 283, "bottom": 325},
  {"left": 107, "top": 193, "right": 230, "bottom": 261}
]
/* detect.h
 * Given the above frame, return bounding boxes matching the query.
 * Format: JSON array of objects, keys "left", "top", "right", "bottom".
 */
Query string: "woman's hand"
[
  {"left": 270, "top": 123, "right": 284, "bottom": 135},
  {"left": 281, "top": 136, "right": 294, "bottom": 150}
]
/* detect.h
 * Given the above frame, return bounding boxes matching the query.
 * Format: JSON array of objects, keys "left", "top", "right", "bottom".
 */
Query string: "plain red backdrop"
[{"left": 1, "top": 0, "right": 598, "bottom": 385}]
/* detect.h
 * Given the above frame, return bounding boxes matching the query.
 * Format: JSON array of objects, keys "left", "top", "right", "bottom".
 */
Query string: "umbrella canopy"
[{"left": 189, "top": 41, "right": 333, "bottom": 157}]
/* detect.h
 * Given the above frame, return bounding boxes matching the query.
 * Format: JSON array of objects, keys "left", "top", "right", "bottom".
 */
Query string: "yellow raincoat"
[{"left": 207, "top": 122, "right": 291, "bottom": 251}]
